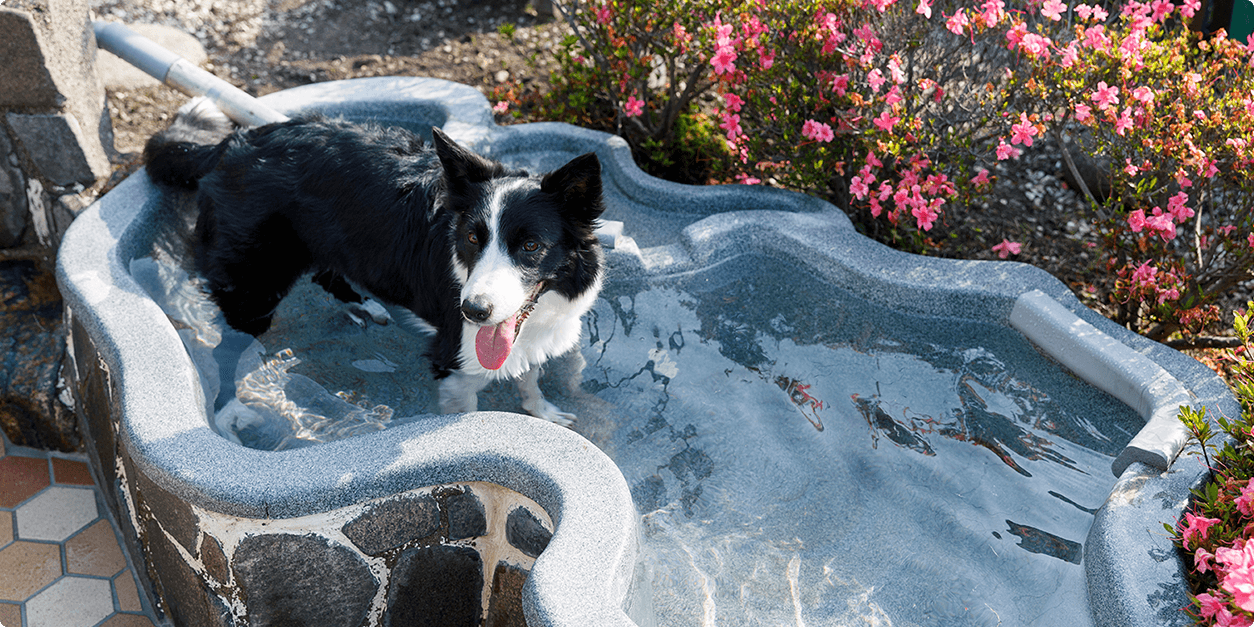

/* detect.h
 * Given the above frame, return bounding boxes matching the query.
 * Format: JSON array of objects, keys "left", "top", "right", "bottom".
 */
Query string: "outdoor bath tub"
[{"left": 57, "top": 76, "right": 1236, "bottom": 626}]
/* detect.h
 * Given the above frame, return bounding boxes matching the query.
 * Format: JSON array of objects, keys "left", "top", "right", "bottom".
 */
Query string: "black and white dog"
[{"left": 144, "top": 98, "right": 605, "bottom": 425}]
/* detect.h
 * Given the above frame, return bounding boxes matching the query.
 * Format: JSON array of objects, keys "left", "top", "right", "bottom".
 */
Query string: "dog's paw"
[{"left": 527, "top": 400, "right": 577, "bottom": 428}]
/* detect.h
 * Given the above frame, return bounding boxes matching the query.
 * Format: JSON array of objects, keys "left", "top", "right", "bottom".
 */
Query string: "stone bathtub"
[{"left": 57, "top": 77, "right": 1236, "bottom": 626}]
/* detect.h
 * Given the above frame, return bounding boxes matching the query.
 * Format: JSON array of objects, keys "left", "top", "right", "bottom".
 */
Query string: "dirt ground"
[{"left": 89, "top": 0, "right": 1172, "bottom": 336}]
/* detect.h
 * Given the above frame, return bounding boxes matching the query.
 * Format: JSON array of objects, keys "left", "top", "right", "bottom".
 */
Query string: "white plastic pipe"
[{"left": 93, "top": 21, "right": 289, "bottom": 127}]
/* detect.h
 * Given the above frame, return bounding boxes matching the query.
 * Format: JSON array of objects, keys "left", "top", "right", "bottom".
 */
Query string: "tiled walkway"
[{"left": 0, "top": 431, "right": 161, "bottom": 627}]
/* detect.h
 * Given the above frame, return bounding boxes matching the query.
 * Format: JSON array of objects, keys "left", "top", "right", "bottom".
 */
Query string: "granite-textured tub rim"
[{"left": 56, "top": 76, "right": 1237, "bottom": 627}]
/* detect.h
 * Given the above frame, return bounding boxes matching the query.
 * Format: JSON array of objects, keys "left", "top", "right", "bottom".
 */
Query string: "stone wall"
[{"left": 0, "top": 0, "right": 113, "bottom": 249}]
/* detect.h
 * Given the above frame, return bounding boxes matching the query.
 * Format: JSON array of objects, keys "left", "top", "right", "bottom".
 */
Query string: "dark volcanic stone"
[
  {"left": 485, "top": 562, "right": 529, "bottom": 627},
  {"left": 443, "top": 488, "right": 486, "bottom": 540},
  {"left": 143, "top": 514, "right": 232, "bottom": 627},
  {"left": 234, "top": 533, "right": 376, "bottom": 627},
  {"left": 386, "top": 545, "right": 483, "bottom": 627},
  {"left": 199, "top": 534, "right": 230, "bottom": 585},
  {"left": 505, "top": 506, "right": 552, "bottom": 559},
  {"left": 343, "top": 493, "right": 440, "bottom": 555}
]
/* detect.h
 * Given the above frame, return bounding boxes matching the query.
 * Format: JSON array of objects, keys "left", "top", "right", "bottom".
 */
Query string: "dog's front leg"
[
  {"left": 517, "top": 366, "right": 576, "bottom": 427},
  {"left": 438, "top": 371, "right": 490, "bottom": 414}
]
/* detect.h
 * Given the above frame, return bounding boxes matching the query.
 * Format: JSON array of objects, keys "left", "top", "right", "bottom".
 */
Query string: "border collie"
[{"left": 144, "top": 98, "right": 604, "bottom": 426}]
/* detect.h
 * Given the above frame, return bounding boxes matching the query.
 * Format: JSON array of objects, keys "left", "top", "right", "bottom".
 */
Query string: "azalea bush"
[
  {"left": 1174, "top": 303, "right": 1254, "bottom": 625},
  {"left": 497, "top": 0, "right": 1254, "bottom": 341}
]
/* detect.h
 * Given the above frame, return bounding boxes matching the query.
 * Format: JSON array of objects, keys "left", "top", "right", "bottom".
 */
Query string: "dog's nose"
[{"left": 461, "top": 297, "right": 493, "bottom": 323}]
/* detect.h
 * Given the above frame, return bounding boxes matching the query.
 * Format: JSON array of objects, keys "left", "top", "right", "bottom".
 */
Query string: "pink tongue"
[{"left": 475, "top": 314, "right": 517, "bottom": 370}]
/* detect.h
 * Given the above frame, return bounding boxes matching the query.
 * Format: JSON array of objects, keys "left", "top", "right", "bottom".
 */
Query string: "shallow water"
[{"left": 134, "top": 203, "right": 1137, "bottom": 625}]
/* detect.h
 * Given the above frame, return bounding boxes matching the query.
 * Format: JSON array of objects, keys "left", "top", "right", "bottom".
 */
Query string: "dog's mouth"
[{"left": 474, "top": 281, "right": 545, "bottom": 370}]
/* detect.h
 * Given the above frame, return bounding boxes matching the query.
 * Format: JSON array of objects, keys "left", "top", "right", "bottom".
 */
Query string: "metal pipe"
[{"left": 93, "top": 21, "right": 289, "bottom": 127}]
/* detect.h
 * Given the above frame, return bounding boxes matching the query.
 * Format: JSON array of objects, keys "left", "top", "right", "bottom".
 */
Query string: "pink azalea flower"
[
  {"left": 1217, "top": 607, "right": 1254, "bottom": 627},
  {"left": 831, "top": 74, "right": 850, "bottom": 96},
  {"left": 850, "top": 175, "right": 871, "bottom": 199},
  {"left": 995, "top": 139, "right": 1020, "bottom": 160},
  {"left": 1020, "top": 33, "right": 1053, "bottom": 58},
  {"left": 970, "top": 169, "right": 992, "bottom": 187},
  {"left": 1091, "top": 81, "right": 1120, "bottom": 112},
  {"left": 866, "top": 151, "right": 883, "bottom": 167},
  {"left": 1224, "top": 563, "right": 1254, "bottom": 612},
  {"left": 1167, "top": 192, "right": 1194, "bottom": 221},
  {"left": 1132, "top": 86, "right": 1155, "bottom": 105},
  {"left": 873, "top": 111, "right": 900, "bottom": 131},
  {"left": 1128, "top": 209, "right": 1147, "bottom": 232},
  {"left": 1182, "top": 512, "right": 1222, "bottom": 548},
  {"left": 1181, "top": 0, "right": 1201, "bottom": 17},
  {"left": 801, "top": 119, "right": 835, "bottom": 143},
  {"left": 1075, "top": 3, "right": 1093, "bottom": 19},
  {"left": 1010, "top": 113, "right": 1037, "bottom": 146},
  {"left": 624, "top": 95, "right": 645, "bottom": 117},
  {"left": 1124, "top": 160, "right": 1139, "bottom": 176},
  {"left": 913, "top": 203, "right": 939, "bottom": 230},
  {"left": 1146, "top": 209, "right": 1176, "bottom": 240},
  {"left": 992, "top": 239, "right": 1021, "bottom": 258},
  {"left": 720, "top": 112, "right": 743, "bottom": 141},
  {"left": 712, "top": 47, "right": 737, "bottom": 75},
  {"left": 885, "top": 85, "right": 904, "bottom": 105},
  {"left": 723, "top": 93, "right": 744, "bottom": 112},
  {"left": 1041, "top": 0, "right": 1067, "bottom": 20},
  {"left": 758, "top": 48, "right": 775, "bottom": 70},
  {"left": 1060, "top": 42, "right": 1080, "bottom": 67},
  {"left": 1113, "top": 107, "right": 1134, "bottom": 135},
  {"left": 917, "top": 0, "right": 932, "bottom": 19},
  {"left": 1248, "top": 232, "right": 1254, "bottom": 248},
  {"left": 1196, "top": 592, "right": 1225, "bottom": 619},
  {"left": 492, "top": 100, "right": 510, "bottom": 114},
  {"left": 595, "top": 5, "right": 612, "bottom": 25},
  {"left": 1083, "top": 24, "right": 1111, "bottom": 49},
  {"left": 1150, "top": 0, "right": 1174, "bottom": 22},
  {"left": 1131, "top": 261, "right": 1157, "bottom": 287},
  {"left": 946, "top": 9, "right": 970, "bottom": 35},
  {"left": 1074, "top": 103, "right": 1093, "bottom": 123},
  {"left": 867, "top": 68, "right": 887, "bottom": 93},
  {"left": 1196, "top": 548, "right": 1215, "bottom": 574},
  {"left": 1005, "top": 22, "right": 1028, "bottom": 49}
]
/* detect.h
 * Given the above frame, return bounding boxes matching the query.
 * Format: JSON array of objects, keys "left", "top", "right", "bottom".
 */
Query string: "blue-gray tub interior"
[{"left": 80, "top": 77, "right": 1239, "bottom": 626}]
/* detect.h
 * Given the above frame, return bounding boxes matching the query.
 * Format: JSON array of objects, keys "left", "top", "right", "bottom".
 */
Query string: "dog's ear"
[
  {"left": 432, "top": 127, "right": 499, "bottom": 183},
  {"left": 541, "top": 152, "right": 605, "bottom": 223}
]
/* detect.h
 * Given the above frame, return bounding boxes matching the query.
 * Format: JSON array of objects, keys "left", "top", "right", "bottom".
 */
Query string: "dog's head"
[{"left": 432, "top": 127, "right": 605, "bottom": 370}]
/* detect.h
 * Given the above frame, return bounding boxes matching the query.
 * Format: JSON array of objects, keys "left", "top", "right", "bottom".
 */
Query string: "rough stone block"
[
  {"left": 485, "top": 562, "right": 529, "bottom": 627},
  {"left": 0, "top": 132, "right": 27, "bottom": 247},
  {"left": 444, "top": 488, "right": 487, "bottom": 540},
  {"left": 0, "top": 8, "right": 61, "bottom": 109},
  {"left": 233, "top": 533, "right": 375, "bottom": 627},
  {"left": 386, "top": 545, "right": 483, "bottom": 627},
  {"left": 342, "top": 493, "right": 440, "bottom": 555},
  {"left": 6, "top": 112, "right": 110, "bottom": 186},
  {"left": 143, "top": 512, "right": 232, "bottom": 627},
  {"left": 505, "top": 505, "right": 552, "bottom": 559}
]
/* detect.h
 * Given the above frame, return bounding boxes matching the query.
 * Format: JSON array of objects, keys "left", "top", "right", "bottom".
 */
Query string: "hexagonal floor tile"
[
  {"left": 0, "top": 541, "right": 61, "bottom": 602},
  {"left": 0, "top": 456, "right": 50, "bottom": 508},
  {"left": 16, "top": 485, "right": 98, "bottom": 542},
  {"left": 66, "top": 519, "right": 126, "bottom": 577},
  {"left": 26, "top": 576, "right": 114, "bottom": 627}
]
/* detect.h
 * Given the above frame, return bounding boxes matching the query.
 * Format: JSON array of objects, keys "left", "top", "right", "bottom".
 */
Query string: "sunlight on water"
[{"left": 134, "top": 206, "right": 1138, "bottom": 625}]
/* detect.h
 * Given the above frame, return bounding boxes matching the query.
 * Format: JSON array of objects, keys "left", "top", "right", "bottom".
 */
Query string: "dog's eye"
[
  {"left": 522, "top": 240, "right": 540, "bottom": 253},
  {"left": 467, "top": 232, "right": 479, "bottom": 246}
]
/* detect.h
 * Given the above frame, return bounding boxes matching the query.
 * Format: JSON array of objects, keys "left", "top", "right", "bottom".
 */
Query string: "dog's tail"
[{"left": 143, "top": 97, "right": 235, "bottom": 190}]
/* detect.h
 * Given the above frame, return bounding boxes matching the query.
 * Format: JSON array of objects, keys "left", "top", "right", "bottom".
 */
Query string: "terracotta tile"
[
  {"left": 51, "top": 458, "right": 94, "bottom": 486},
  {"left": 0, "top": 455, "right": 50, "bottom": 508},
  {"left": 0, "top": 540, "right": 61, "bottom": 601},
  {"left": 66, "top": 519, "right": 126, "bottom": 577},
  {"left": 15, "top": 486, "right": 98, "bottom": 542},
  {"left": 0, "top": 511, "right": 11, "bottom": 548},
  {"left": 0, "top": 602, "right": 20, "bottom": 627},
  {"left": 114, "top": 570, "right": 143, "bottom": 612},
  {"left": 26, "top": 576, "right": 114, "bottom": 627},
  {"left": 101, "top": 614, "right": 158, "bottom": 627}
]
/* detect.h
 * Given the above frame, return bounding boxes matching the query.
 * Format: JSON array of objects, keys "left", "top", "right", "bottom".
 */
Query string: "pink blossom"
[
  {"left": 946, "top": 9, "right": 970, "bottom": 35},
  {"left": 1091, "top": 82, "right": 1120, "bottom": 111},
  {"left": 1005, "top": 22, "right": 1028, "bottom": 49},
  {"left": 1083, "top": 25, "right": 1111, "bottom": 50},
  {"left": 867, "top": 68, "right": 887, "bottom": 92},
  {"left": 1113, "top": 107, "right": 1134, "bottom": 135},
  {"left": 1146, "top": 209, "right": 1177, "bottom": 240},
  {"left": 866, "top": 151, "right": 883, "bottom": 167},
  {"left": 1042, "top": 0, "right": 1067, "bottom": 19},
  {"left": 1203, "top": 159, "right": 1220, "bottom": 178},
  {"left": 1123, "top": 160, "right": 1139, "bottom": 176},
  {"left": 1010, "top": 113, "right": 1038, "bottom": 146},
  {"left": 970, "top": 169, "right": 992, "bottom": 187},
  {"left": 1196, "top": 548, "right": 1215, "bottom": 574},
  {"left": 1129, "top": 207, "right": 1147, "bottom": 233},
  {"left": 758, "top": 48, "right": 775, "bottom": 69},
  {"left": 916, "top": 0, "right": 932, "bottom": 18},
  {"left": 885, "top": 85, "right": 904, "bottom": 105},
  {"left": 1218, "top": 607, "right": 1254, "bottom": 627},
  {"left": 995, "top": 139, "right": 1020, "bottom": 160},
  {"left": 720, "top": 112, "right": 743, "bottom": 141},
  {"left": 1158, "top": 287, "right": 1179, "bottom": 304},
  {"left": 492, "top": 100, "right": 510, "bottom": 114},
  {"left": 1249, "top": 232, "right": 1254, "bottom": 248},
  {"left": 1150, "top": 0, "right": 1174, "bottom": 22},
  {"left": 1224, "top": 562, "right": 1254, "bottom": 612},
  {"left": 595, "top": 5, "right": 612, "bottom": 25},
  {"left": 624, "top": 95, "right": 645, "bottom": 117},
  {"left": 1060, "top": 42, "right": 1080, "bottom": 67},
  {"left": 888, "top": 56, "right": 906, "bottom": 84},
  {"left": 712, "top": 47, "right": 737, "bottom": 75},
  {"left": 1075, "top": 3, "right": 1093, "bottom": 19},
  {"left": 831, "top": 74, "right": 850, "bottom": 96},
  {"left": 873, "top": 111, "right": 900, "bottom": 131},
  {"left": 802, "top": 119, "right": 835, "bottom": 143},
  {"left": 723, "top": 93, "right": 744, "bottom": 112},
  {"left": 1020, "top": 33, "right": 1053, "bottom": 58},
  {"left": 1074, "top": 103, "right": 1093, "bottom": 123},
  {"left": 1196, "top": 592, "right": 1225, "bottom": 619},
  {"left": 912, "top": 202, "right": 939, "bottom": 230},
  {"left": 1132, "top": 86, "right": 1155, "bottom": 105},
  {"left": 979, "top": 0, "right": 1006, "bottom": 26},
  {"left": 1167, "top": 192, "right": 1194, "bottom": 221},
  {"left": 1181, "top": 0, "right": 1201, "bottom": 17},
  {"left": 851, "top": 175, "right": 871, "bottom": 199},
  {"left": 735, "top": 173, "right": 762, "bottom": 185},
  {"left": 1176, "top": 170, "right": 1193, "bottom": 188},
  {"left": 1131, "top": 260, "right": 1157, "bottom": 287},
  {"left": 1182, "top": 512, "right": 1222, "bottom": 548},
  {"left": 992, "top": 239, "right": 1021, "bottom": 258}
]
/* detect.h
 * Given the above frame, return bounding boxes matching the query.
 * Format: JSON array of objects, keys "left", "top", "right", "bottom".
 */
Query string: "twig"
[
  {"left": 1053, "top": 127, "right": 1097, "bottom": 207},
  {"left": 1164, "top": 336, "right": 1244, "bottom": 350}
]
